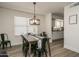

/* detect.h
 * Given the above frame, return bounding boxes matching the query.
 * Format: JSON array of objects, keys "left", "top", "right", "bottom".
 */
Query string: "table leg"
[
  {"left": 47, "top": 39, "right": 51, "bottom": 56},
  {"left": 28, "top": 43, "right": 31, "bottom": 57}
]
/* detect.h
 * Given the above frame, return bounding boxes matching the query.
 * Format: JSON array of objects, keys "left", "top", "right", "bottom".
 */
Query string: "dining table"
[{"left": 27, "top": 35, "right": 51, "bottom": 57}]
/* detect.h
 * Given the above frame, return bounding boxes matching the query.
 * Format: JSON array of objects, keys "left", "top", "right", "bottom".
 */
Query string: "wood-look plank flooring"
[{"left": 4, "top": 39, "right": 79, "bottom": 57}]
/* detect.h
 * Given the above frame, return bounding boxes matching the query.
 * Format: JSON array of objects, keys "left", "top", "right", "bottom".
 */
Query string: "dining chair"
[
  {"left": 21, "top": 35, "right": 37, "bottom": 57},
  {"left": 21, "top": 35, "right": 29, "bottom": 57},
  {"left": 35, "top": 37, "right": 48, "bottom": 57},
  {"left": 0, "top": 33, "right": 11, "bottom": 49},
  {"left": 0, "top": 50, "right": 8, "bottom": 57}
]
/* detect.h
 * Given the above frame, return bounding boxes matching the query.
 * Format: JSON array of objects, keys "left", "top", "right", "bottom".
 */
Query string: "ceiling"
[{"left": 0, "top": 2, "right": 72, "bottom": 15}]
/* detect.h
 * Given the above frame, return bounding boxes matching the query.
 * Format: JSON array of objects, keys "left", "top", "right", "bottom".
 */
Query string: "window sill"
[{"left": 15, "top": 35, "right": 21, "bottom": 37}]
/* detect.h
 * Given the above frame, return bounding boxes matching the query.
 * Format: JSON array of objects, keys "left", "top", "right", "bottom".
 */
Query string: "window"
[
  {"left": 53, "top": 19, "right": 64, "bottom": 31},
  {"left": 14, "top": 16, "right": 38, "bottom": 35}
]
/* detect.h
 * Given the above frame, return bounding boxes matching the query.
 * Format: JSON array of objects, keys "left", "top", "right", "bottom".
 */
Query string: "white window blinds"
[{"left": 14, "top": 16, "right": 38, "bottom": 35}]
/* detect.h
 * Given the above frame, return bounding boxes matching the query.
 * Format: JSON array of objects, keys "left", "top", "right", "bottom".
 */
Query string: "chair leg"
[
  {"left": 24, "top": 48, "right": 29, "bottom": 57},
  {"left": 45, "top": 51, "right": 47, "bottom": 57},
  {"left": 9, "top": 42, "right": 11, "bottom": 47},
  {"left": 33, "top": 50, "right": 37, "bottom": 57},
  {"left": 38, "top": 50, "right": 41, "bottom": 57},
  {"left": 5, "top": 43, "right": 7, "bottom": 48},
  {"left": 2, "top": 43, "right": 5, "bottom": 49},
  {"left": 22, "top": 46, "right": 25, "bottom": 53},
  {"left": 0, "top": 44, "right": 1, "bottom": 48},
  {"left": 25, "top": 51, "right": 28, "bottom": 57}
]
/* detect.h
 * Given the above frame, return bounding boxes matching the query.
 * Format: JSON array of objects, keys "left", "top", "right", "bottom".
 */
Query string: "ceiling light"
[{"left": 29, "top": 2, "right": 40, "bottom": 25}]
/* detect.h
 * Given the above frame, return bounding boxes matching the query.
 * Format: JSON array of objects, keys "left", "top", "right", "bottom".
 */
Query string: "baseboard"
[
  {"left": 64, "top": 45, "right": 79, "bottom": 53},
  {"left": 11, "top": 42, "right": 22, "bottom": 47},
  {"left": 52, "top": 38, "right": 64, "bottom": 42},
  {"left": 52, "top": 38, "right": 64, "bottom": 40}
]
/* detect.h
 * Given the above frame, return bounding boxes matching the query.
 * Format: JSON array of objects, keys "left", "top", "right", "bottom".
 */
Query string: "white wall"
[
  {"left": 0, "top": 8, "right": 45, "bottom": 46},
  {"left": 45, "top": 13, "right": 52, "bottom": 43},
  {"left": 64, "top": 3, "right": 79, "bottom": 53}
]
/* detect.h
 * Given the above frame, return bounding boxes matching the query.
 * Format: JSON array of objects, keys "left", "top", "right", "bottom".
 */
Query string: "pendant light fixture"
[{"left": 29, "top": 2, "right": 40, "bottom": 25}]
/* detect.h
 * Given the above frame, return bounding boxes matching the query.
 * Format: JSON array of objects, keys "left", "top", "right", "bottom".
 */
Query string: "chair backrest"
[
  {"left": 21, "top": 35, "right": 29, "bottom": 46},
  {"left": 40, "top": 32, "right": 47, "bottom": 37},
  {"left": 42, "top": 32, "right": 47, "bottom": 37},
  {"left": 0, "top": 34, "right": 4, "bottom": 41},
  {"left": 41, "top": 38, "right": 48, "bottom": 49},
  {"left": 38, "top": 32, "right": 48, "bottom": 49},
  {"left": 0, "top": 33, "right": 8, "bottom": 41}
]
